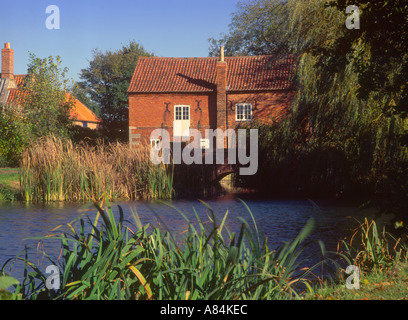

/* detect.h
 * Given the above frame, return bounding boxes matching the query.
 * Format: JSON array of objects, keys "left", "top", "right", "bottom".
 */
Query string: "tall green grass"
[
  {"left": 4, "top": 204, "right": 407, "bottom": 300},
  {"left": 19, "top": 135, "right": 175, "bottom": 202},
  {"left": 308, "top": 218, "right": 408, "bottom": 299},
  {"left": 338, "top": 218, "right": 408, "bottom": 275},
  {"left": 2, "top": 201, "right": 330, "bottom": 300}
]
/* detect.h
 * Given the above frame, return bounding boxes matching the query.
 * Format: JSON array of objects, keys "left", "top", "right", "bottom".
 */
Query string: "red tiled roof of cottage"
[
  {"left": 128, "top": 54, "right": 297, "bottom": 93},
  {"left": 6, "top": 74, "right": 29, "bottom": 104},
  {"left": 6, "top": 88, "right": 29, "bottom": 104},
  {"left": 6, "top": 88, "right": 101, "bottom": 124},
  {"left": 13, "top": 74, "right": 26, "bottom": 87},
  {"left": 66, "top": 93, "right": 102, "bottom": 124}
]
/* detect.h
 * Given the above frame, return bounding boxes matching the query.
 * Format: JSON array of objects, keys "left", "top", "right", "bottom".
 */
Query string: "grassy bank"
[
  {"left": 309, "top": 217, "right": 408, "bottom": 300},
  {"left": 310, "top": 262, "right": 408, "bottom": 300},
  {"left": 1, "top": 201, "right": 407, "bottom": 300},
  {"left": 0, "top": 168, "right": 20, "bottom": 201}
]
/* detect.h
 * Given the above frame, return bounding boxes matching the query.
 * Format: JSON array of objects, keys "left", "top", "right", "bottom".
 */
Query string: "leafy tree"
[
  {"left": 21, "top": 53, "right": 74, "bottom": 138},
  {"left": 209, "top": 0, "right": 291, "bottom": 56},
  {"left": 78, "top": 41, "right": 154, "bottom": 142},
  {"left": 208, "top": 0, "right": 344, "bottom": 56},
  {"left": 212, "top": 0, "right": 408, "bottom": 210},
  {"left": 0, "top": 54, "right": 74, "bottom": 165},
  {"left": 322, "top": 0, "right": 408, "bottom": 214},
  {"left": 326, "top": 0, "right": 408, "bottom": 136}
]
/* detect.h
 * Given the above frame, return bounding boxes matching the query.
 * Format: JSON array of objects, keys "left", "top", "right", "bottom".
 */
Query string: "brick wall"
[
  {"left": 128, "top": 90, "right": 295, "bottom": 146},
  {"left": 129, "top": 92, "right": 217, "bottom": 145},
  {"left": 226, "top": 91, "right": 296, "bottom": 127},
  {"left": 216, "top": 61, "right": 227, "bottom": 131}
]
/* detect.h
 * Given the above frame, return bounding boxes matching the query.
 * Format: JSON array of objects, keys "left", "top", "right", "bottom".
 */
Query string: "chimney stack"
[
  {"left": 216, "top": 46, "right": 227, "bottom": 138},
  {"left": 1, "top": 42, "right": 14, "bottom": 79}
]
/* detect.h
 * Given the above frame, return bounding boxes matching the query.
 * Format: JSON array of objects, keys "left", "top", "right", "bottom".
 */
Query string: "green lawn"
[
  {"left": 308, "top": 262, "right": 408, "bottom": 300},
  {"left": 0, "top": 168, "right": 20, "bottom": 200}
]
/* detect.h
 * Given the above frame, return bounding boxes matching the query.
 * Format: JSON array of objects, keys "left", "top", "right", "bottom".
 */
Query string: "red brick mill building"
[{"left": 128, "top": 48, "right": 297, "bottom": 149}]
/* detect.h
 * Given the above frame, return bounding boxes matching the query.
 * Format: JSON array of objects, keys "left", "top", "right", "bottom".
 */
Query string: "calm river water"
[{"left": 0, "top": 194, "right": 382, "bottom": 281}]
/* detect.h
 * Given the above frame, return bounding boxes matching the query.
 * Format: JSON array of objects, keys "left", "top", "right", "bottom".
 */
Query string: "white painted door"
[{"left": 174, "top": 105, "right": 190, "bottom": 137}]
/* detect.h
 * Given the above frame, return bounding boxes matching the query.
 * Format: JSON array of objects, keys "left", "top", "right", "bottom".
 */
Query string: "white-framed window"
[
  {"left": 175, "top": 106, "right": 182, "bottom": 121},
  {"left": 174, "top": 105, "right": 190, "bottom": 121},
  {"left": 150, "top": 138, "right": 161, "bottom": 149},
  {"left": 235, "top": 103, "right": 252, "bottom": 121},
  {"left": 200, "top": 138, "right": 210, "bottom": 150},
  {"left": 174, "top": 105, "right": 190, "bottom": 137}
]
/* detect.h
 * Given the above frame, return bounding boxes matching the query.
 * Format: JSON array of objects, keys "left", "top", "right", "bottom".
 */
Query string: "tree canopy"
[
  {"left": 212, "top": 0, "right": 408, "bottom": 214},
  {"left": 0, "top": 54, "right": 74, "bottom": 166},
  {"left": 22, "top": 53, "right": 74, "bottom": 138},
  {"left": 326, "top": 0, "right": 408, "bottom": 127},
  {"left": 78, "top": 41, "right": 154, "bottom": 142},
  {"left": 208, "top": 0, "right": 345, "bottom": 56}
]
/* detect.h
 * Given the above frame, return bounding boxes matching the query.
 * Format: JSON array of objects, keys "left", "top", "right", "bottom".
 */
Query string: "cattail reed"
[{"left": 19, "top": 135, "right": 175, "bottom": 202}]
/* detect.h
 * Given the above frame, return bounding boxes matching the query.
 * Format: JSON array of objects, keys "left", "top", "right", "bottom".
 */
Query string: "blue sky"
[{"left": 0, "top": 0, "right": 240, "bottom": 81}]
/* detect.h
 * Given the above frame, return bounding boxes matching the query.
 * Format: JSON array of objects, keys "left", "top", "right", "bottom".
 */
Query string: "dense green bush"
[{"left": 0, "top": 106, "right": 31, "bottom": 167}]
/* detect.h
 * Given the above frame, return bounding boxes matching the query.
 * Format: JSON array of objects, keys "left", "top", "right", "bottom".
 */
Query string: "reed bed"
[{"left": 19, "top": 135, "right": 174, "bottom": 202}]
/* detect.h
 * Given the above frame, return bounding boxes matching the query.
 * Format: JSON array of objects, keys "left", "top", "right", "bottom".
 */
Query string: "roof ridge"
[
  {"left": 129, "top": 54, "right": 297, "bottom": 93},
  {"left": 139, "top": 54, "right": 295, "bottom": 60},
  {"left": 139, "top": 56, "right": 218, "bottom": 59}
]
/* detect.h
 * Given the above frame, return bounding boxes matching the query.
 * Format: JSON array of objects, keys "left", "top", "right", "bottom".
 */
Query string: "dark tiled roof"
[{"left": 128, "top": 54, "right": 297, "bottom": 93}]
